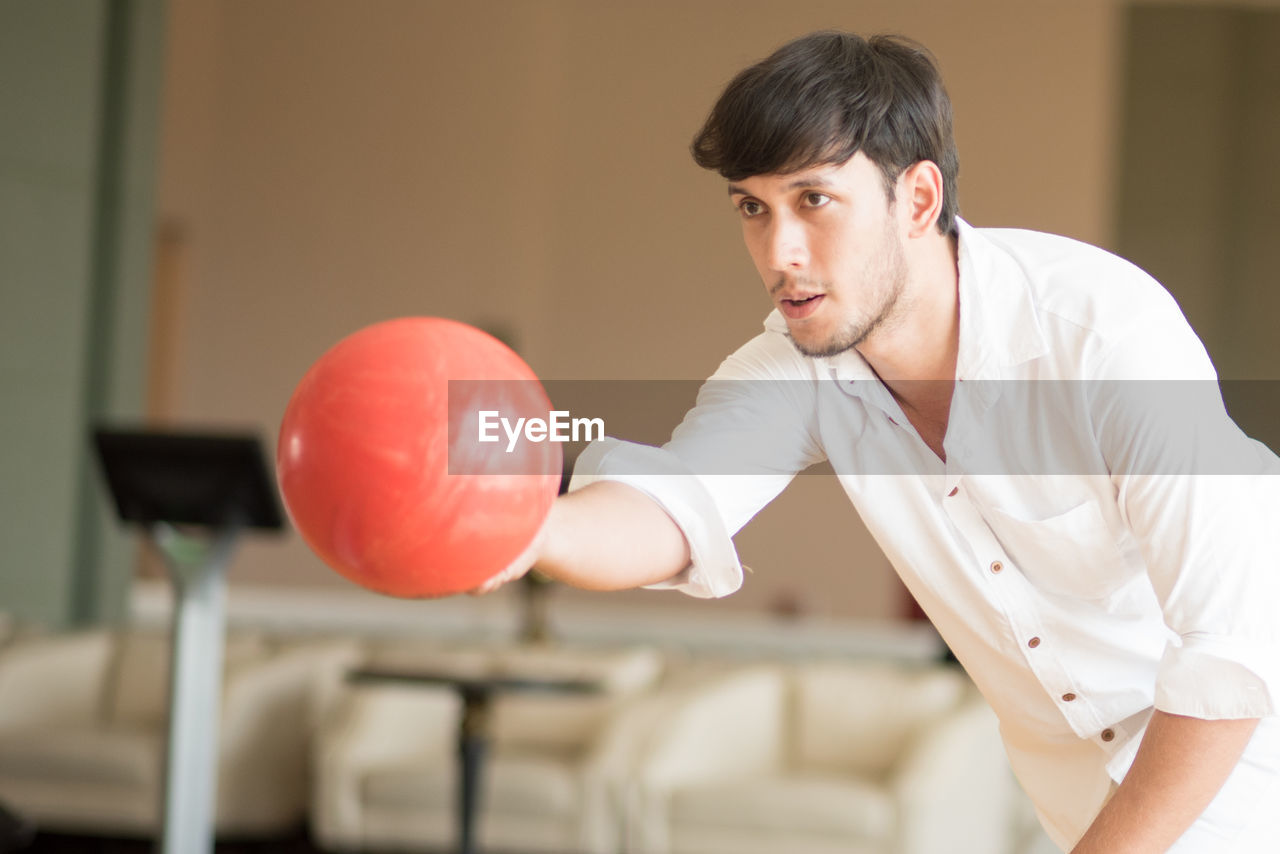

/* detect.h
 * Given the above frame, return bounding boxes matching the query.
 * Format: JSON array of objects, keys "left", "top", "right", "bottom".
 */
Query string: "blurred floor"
[{"left": 23, "top": 830, "right": 323, "bottom": 854}]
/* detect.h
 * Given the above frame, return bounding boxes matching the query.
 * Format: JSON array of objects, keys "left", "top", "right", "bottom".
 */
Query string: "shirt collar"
[
  {"left": 953, "top": 217, "right": 1048, "bottom": 379},
  {"left": 765, "top": 217, "right": 1048, "bottom": 391}
]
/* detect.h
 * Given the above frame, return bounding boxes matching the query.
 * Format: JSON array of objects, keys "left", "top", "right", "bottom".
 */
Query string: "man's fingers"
[{"left": 467, "top": 515, "right": 549, "bottom": 595}]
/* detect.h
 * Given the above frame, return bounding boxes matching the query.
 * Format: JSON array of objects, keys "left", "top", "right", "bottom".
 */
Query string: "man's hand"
[
  {"left": 1070, "top": 711, "right": 1260, "bottom": 853},
  {"left": 468, "top": 516, "right": 548, "bottom": 595}
]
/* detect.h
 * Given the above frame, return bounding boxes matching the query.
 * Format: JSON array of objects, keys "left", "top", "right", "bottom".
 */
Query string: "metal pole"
[{"left": 152, "top": 522, "right": 239, "bottom": 854}]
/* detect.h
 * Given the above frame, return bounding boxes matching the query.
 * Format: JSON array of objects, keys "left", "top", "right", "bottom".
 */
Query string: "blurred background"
[{"left": 4, "top": 0, "right": 1280, "bottom": 634}]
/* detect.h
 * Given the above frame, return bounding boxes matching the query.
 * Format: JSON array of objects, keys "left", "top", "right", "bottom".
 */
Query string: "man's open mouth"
[{"left": 780, "top": 294, "right": 825, "bottom": 319}]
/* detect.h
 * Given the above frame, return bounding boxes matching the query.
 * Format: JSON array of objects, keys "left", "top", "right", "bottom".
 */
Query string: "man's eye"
[
  {"left": 803, "top": 192, "right": 831, "bottom": 208},
  {"left": 739, "top": 200, "right": 764, "bottom": 217}
]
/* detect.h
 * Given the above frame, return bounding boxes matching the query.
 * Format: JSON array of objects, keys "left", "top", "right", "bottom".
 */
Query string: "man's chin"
[{"left": 785, "top": 329, "right": 860, "bottom": 360}]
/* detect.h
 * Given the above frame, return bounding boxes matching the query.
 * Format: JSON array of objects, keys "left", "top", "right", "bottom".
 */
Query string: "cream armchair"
[
  {"left": 0, "top": 627, "right": 360, "bottom": 838},
  {"left": 625, "top": 661, "right": 1018, "bottom": 854},
  {"left": 311, "top": 641, "right": 665, "bottom": 853}
]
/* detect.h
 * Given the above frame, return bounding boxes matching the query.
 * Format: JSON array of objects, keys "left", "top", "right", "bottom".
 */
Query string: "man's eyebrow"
[
  {"left": 727, "top": 175, "right": 835, "bottom": 197},
  {"left": 785, "top": 175, "right": 835, "bottom": 191}
]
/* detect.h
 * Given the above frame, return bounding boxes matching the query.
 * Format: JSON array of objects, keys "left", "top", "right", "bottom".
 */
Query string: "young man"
[{"left": 481, "top": 31, "right": 1280, "bottom": 852}]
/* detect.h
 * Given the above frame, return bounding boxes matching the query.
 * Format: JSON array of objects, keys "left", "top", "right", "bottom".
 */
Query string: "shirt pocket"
[{"left": 983, "top": 500, "right": 1130, "bottom": 600}]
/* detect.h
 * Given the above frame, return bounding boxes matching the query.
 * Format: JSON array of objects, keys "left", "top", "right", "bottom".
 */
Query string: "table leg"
[{"left": 457, "top": 685, "right": 492, "bottom": 854}]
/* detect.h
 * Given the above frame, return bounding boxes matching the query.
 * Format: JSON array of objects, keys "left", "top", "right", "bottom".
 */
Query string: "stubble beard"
[{"left": 786, "top": 224, "right": 909, "bottom": 360}]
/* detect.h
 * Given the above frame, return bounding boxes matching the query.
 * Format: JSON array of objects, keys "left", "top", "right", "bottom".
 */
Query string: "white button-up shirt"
[{"left": 569, "top": 219, "right": 1280, "bottom": 848}]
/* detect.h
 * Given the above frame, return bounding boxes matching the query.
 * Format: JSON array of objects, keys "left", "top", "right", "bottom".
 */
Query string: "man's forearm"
[
  {"left": 535, "top": 480, "right": 692, "bottom": 590},
  {"left": 1071, "top": 710, "right": 1259, "bottom": 853}
]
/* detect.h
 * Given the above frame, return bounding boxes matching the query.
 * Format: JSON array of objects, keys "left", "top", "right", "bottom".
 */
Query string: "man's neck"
[{"left": 857, "top": 231, "right": 960, "bottom": 414}]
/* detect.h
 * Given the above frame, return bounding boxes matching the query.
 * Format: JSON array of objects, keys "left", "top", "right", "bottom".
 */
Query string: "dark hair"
[{"left": 691, "top": 31, "right": 960, "bottom": 236}]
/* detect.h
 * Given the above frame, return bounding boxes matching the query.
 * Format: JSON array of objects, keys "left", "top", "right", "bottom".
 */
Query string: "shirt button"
[
  {"left": 989, "top": 560, "right": 1003, "bottom": 574},
  {"left": 1101, "top": 729, "right": 1115, "bottom": 742},
  {"left": 1062, "top": 692, "right": 1077, "bottom": 702},
  {"left": 948, "top": 487, "right": 959, "bottom": 497},
  {"left": 1027, "top": 637, "right": 1041, "bottom": 649}
]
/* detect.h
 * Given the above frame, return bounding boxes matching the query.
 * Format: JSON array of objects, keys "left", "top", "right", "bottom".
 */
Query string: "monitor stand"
[{"left": 93, "top": 428, "right": 284, "bottom": 854}]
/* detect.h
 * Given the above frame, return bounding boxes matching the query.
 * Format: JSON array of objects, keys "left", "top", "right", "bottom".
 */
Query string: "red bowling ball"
[{"left": 277, "top": 317, "right": 561, "bottom": 598}]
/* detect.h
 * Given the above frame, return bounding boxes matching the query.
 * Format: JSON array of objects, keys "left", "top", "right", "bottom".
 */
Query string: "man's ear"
[{"left": 899, "top": 160, "right": 944, "bottom": 238}]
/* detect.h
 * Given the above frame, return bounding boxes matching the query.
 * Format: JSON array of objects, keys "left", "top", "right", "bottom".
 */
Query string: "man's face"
[{"left": 728, "top": 152, "right": 907, "bottom": 359}]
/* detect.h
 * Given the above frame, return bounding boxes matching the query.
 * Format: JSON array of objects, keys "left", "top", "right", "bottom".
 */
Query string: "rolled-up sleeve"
[
  {"left": 567, "top": 327, "right": 826, "bottom": 599},
  {"left": 1092, "top": 299, "right": 1280, "bottom": 719},
  {"left": 1117, "top": 469, "right": 1280, "bottom": 718}
]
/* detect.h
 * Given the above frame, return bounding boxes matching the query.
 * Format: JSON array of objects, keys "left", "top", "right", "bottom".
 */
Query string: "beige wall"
[{"left": 155, "top": 0, "right": 1122, "bottom": 619}]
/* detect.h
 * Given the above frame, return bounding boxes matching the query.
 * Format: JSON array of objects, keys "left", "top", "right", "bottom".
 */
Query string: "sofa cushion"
[
  {"left": 0, "top": 725, "right": 160, "bottom": 788},
  {"left": 792, "top": 663, "right": 965, "bottom": 777},
  {"left": 668, "top": 771, "right": 895, "bottom": 842},
  {"left": 491, "top": 646, "right": 661, "bottom": 752},
  {"left": 491, "top": 694, "right": 616, "bottom": 755},
  {"left": 104, "top": 631, "right": 268, "bottom": 728},
  {"left": 363, "top": 753, "right": 579, "bottom": 817}
]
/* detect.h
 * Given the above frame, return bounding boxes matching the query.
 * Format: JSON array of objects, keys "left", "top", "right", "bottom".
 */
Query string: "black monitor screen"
[{"left": 93, "top": 428, "right": 285, "bottom": 531}]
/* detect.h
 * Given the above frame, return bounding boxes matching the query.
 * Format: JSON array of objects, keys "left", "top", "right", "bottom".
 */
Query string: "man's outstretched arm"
[
  {"left": 1071, "top": 711, "right": 1259, "bottom": 853},
  {"left": 473, "top": 480, "right": 691, "bottom": 594}
]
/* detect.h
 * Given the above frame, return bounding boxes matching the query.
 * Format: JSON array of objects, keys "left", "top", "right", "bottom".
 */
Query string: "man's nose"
[{"left": 764, "top": 216, "right": 809, "bottom": 271}]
